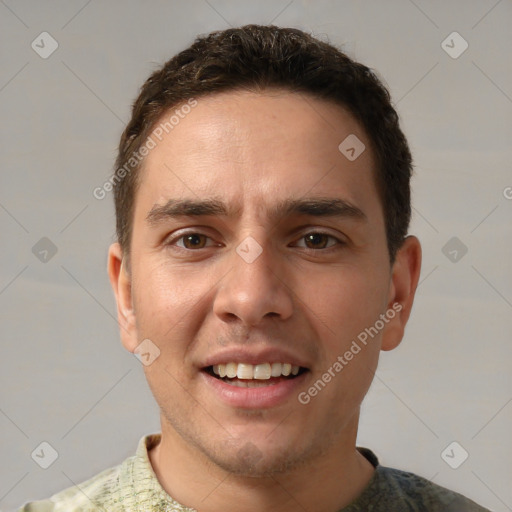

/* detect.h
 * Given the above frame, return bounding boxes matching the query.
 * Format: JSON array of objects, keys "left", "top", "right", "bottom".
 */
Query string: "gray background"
[{"left": 1, "top": 1, "right": 511, "bottom": 510}]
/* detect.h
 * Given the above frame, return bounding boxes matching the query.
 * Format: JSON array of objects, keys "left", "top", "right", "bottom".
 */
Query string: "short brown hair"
[{"left": 113, "top": 24, "right": 412, "bottom": 263}]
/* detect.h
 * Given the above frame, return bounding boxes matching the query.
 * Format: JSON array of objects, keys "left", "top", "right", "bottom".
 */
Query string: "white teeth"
[
  {"left": 237, "top": 363, "right": 253, "bottom": 380},
  {"left": 210, "top": 362, "right": 303, "bottom": 380},
  {"left": 253, "top": 363, "right": 271, "bottom": 380},
  {"left": 271, "top": 362, "right": 282, "bottom": 377},
  {"left": 226, "top": 362, "right": 237, "bottom": 378}
]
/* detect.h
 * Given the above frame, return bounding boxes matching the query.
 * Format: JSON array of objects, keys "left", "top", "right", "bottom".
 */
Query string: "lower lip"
[{"left": 201, "top": 371, "right": 309, "bottom": 409}]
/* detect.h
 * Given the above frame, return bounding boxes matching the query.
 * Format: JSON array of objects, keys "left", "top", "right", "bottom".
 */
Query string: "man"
[{"left": 20, "top": 25, "right": 489, "bottom": 511}]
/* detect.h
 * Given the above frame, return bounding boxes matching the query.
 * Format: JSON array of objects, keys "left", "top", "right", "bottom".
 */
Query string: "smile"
[
  {"left": 202, "top": 361, "right": 309, "bottom": 406},
  {"left": 211, "top": 362, "right": 302, "bottom": 379}
]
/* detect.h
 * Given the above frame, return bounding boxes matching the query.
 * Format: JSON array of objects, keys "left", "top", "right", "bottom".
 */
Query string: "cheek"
[
  {"left": 308, "top": 266, "right": 387, "bottom": 401},
  {"left": 135, "top": 259, "right": 203, "bottom": 311},
  {"left": 300, "top": 263, "right": 388, "bottom": 343},
  {"left": 131, "top": 263, "right": 214, "bottom": 428},
  {"left": 132, "top": 264, "right": 206, "bottom": 395}
]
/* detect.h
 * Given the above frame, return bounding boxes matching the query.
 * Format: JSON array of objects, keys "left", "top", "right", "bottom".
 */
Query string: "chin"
[
  {"left": 210, "top": 449, "right": 301, "bottom": 478},
  {"left": 200, "top": 434, "right": 328, "bottom": 478}
]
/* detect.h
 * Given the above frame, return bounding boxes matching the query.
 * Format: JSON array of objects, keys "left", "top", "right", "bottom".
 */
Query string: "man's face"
[{"left": 117, "top": 90, "right": 400, "bottom": 475}]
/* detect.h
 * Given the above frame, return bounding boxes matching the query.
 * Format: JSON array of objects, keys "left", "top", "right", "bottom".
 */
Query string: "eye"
[
  {"left": 174, "top": 233, "right": 214, "bottom": 249},
  {"left": 294, "top": 232, "right": 341, "bottom": 250}
]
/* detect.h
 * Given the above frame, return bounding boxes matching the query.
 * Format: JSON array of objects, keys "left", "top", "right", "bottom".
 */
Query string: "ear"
[
  {"left": 381, "top": 235, "right": 422, "bottom": 351},
  {"left": 107, "top": 243, "right": 139, "bottom": 353}
]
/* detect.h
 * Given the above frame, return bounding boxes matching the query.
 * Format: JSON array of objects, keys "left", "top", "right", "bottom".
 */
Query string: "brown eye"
[
  {"left": 179, "top": 233, "right": 208, "bottom": 249},
  {"left": 292, "top": 232, "right": 342, "bottom": 251},
  {"left": 304, "top": 233, "right": 332, "bottom": 249}
]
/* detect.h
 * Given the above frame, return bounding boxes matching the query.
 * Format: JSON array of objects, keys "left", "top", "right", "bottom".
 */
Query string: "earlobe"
[
  {"left": 381, "top": 236, "right": 422, "bottom": 352},
  {"left": 107, "top": 243, "right": 139, "bottom": 352}
]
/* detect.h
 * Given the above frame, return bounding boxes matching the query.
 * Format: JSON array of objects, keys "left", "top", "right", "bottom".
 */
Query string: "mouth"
[
  {"left": 203, "top": 362, "right": 309, "bottom": 388},
  {"left": 200, "top": 348, "right": 311, "bottom": 408}
]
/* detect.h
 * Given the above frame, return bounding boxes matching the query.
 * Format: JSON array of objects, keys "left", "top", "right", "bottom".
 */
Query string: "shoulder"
[
  {"left": 17, "top": 434, "right": 166, "bottom": 512},
  {"left": 17, "top": 459, "right": 130, "bottom": 512},
  {"left": 352, "top": 465, "right": 490, "bottom": 511}
]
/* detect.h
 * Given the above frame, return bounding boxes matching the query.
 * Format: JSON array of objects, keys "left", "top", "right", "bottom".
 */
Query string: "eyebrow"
[{"left": 146, "top": 197, "right": 367, "bottom": 226}]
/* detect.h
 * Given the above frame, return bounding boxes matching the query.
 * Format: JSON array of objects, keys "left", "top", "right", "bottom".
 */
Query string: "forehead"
[{"left": 135, "top": 89, "right": 381, "bottom": 222}]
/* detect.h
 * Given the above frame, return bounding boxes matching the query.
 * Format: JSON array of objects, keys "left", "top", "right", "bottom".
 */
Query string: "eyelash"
[{"left": 168, "top": 230, "right": 344, "bottom": 252}]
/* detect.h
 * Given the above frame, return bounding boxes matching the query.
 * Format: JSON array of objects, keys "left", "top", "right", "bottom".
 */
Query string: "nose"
[{"left": 213, "top": 238, "right": 294, "bottom": 327}]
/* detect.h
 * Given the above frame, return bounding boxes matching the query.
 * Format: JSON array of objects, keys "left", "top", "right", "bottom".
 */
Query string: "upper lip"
[{"left": 201, "top": 347, "right": 310, "bottom": 369}]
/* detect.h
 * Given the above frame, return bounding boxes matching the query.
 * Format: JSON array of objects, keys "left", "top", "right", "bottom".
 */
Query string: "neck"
[{"left": 148, "top": 414, "right": 375, "bottom": 512}]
